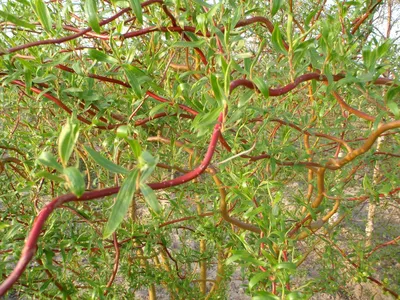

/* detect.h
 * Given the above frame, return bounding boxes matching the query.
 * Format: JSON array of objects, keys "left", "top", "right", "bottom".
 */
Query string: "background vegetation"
[{"left": 0, "top": 0, "right": 399, "bottom": 298}]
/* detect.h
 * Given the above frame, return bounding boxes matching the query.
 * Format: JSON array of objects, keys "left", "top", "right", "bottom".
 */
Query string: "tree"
[{"left": 0, "top": 0, "right": 399, "bottom": 298}]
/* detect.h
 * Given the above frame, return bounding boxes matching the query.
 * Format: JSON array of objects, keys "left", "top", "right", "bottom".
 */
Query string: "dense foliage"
[{"left": 0, "top": 0, "right": 399, "bottom": 298}]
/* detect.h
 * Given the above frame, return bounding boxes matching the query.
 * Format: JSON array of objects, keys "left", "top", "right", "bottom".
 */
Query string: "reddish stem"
[{"left": 229, "top": 73, "right": 393, "bottom": 95}]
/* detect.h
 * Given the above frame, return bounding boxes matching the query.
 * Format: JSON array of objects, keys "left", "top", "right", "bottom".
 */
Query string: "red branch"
[{"left": 229, "top": 73, "right": 393, "bottom": 95}]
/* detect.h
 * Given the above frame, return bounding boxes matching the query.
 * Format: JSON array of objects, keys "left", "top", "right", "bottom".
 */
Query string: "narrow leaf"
[
  {"left": 0, "top": 11, "right": 36, "bottom": 29},
  {"left": 122, "top": 64, "right": 142, "bottom": 98},
  {"left": 172, "top": 40, "right": 205, "bottom": 48},
  {"left": 386, "top": 86, "right": 400, "bottom": 118},
  {"left": 286, "top": 292, "right": 306, "bottom": 300},
  {"left": 139, "top": 151, "right": 157, "bottom": 182},
  {"left": 249, "top": 272, "right": 270, "bottom": 290},
  {"left": 37, "top": 151, "right": 63, "bottom": 172},
  {"left": 84, "top": 146, "right": 130, "bottom": 175},
  {"left": 149, "top": 102, "right": 169, "bottom": 118},
  {"left": 34, "top": 170, "right": 64, "bottom": 182},
  {"left": 286, "top": 13, "right": 293, "bottom": 47},
  {"left": 87, "top": 49, "right": 118, "bottom": 64},
  {"left": 63, "top": 167, "right": 85, "bottom": 197},
  {"left": 128, "top": 0, "right": 143, "bottom": 24},
  {"left": 210, "top": 74, "right": 223, "bottom": 104},
  {"left": 271, "top": 0, "right": 284, "bottom": 16},
  {"left": 103, "top": 169, "right": 139, "bottom": 238},
  {"left": 24, "top": 67, "right": 32, "bottom": 95},
  {"left": 125, "top": 138, "right": 142, "bottom": 159},
  {"left": 116, "top": 125, "right": 129, "bottom": 138},
  {"left": 252, "top": 291, "right": 280, "bottom": 300},
  {"left": 58, "top": 117, "right": 80, "bottom": 167},
  {"left": 33, "top": 0, "right": 52, "bottom": 33},
  {"left": 253, "top": 77, "right": 269, "bottom": 99},
  {"left": 140, "top": 183, "right": 161, "bottom": 213},
  {"left": 271, "top": 24, "right": 287, "bottom": 54},
  {"left": 84, "top": 0, "right": 101, "bottom": 34},
  {"left": 275, "top": 262, "right": 296, "bottom": 270}
]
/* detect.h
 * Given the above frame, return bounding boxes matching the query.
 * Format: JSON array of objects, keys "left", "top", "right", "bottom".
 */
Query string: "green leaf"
[
  {"left": 58, "top": 117, "right": 80, "bottom": 167},
  {"left": 271, "top": 0, "right": 284, "bottom": 17},
  {"left": 377, "top": 40, "right": 391, "bottom": 59},
  {"left": 196, "top": 13, "right": 207, "bottom": 37},
  {"left": 249, "top": 272, "right": 270, "bottom": 290},
  {"left": 363, "top": 174, "right": 372, "bottom": 192},
  {"left": 32, "top": 0, "right": 52, "bottom": 33},
  {"left": 378, "top": 183, "right": 393, "bottom": 195},
  {"left": 87, "top": 49, "right": 118, "bottom": 64},
  {"left": 84, "top": 0, "right": 101, "bottom": 34},
  {"left": 37, "top": 151, "right": 63, "bottom": 172},
  {"left": 103, "top": 169, "right": 139, "bottom": 238},
  {"left": 149, "top": 102, "right": 169, "bottom": 118},
  {"left": 140, "top": 183, "right": 161, "bottom": 213},
  {"left": 226, "top": 253, "right": 247, "bottom": 265},
  {"left": 192, "top": 107, "right": 222, "bottom": 133},
  {"left": 238, "top": 90, "right": 254, "bottom": 107},
  {"left": 116, "top": 125, "right": 129, "bottom": 138},
  {"left": 172, "top": 40, "right": 205, "bottom": 48},
  {"left": 128, "top": 0, "right": 143, "bottom": 24},
  {"left": 4, "top": 224, "right": 23, "bottom": 241},
  {"left": 275, "top": 262, "right": 296, "bottom": 270},
  {"left": 253, "top": 77, "right": 269, "bottom": 99},
  {"left": 32, "top": 74, "right": 57, "bottom": 83},
  {"left": 63, "top": 167, "right": 85, "bottom": 197},
  {"left": 84, "top": 146, "right": 130, "bottom": 175},
  {"left": 122, "top": 64, "right": 142, "bottom": 98},
  {"left": 24, "top": 67, "right": 32, "bottom": 95},
  {"left": 34, "top": 170, "right": 64, "bottom": 182},
  {"left": 386, "top": 86, "right": 400, "bottom": 118},
  {"left": 0, "top": 11, "right": 36, "bottom": 29},
  {"left": 305, "top": 10, "right": 317, "bottom": 27},
  {"left": 139, "top": 151, "right": 157, "bottom": 182},
  {"left": 0, "top": 222, "right": 10, "bottom": 231},
  {"left": 210, "top": 74, "right": 223, "bottom": 104},
  {"left": 387, "top": 101, "right": 400, "bottom": 118},
  {"left": 286, "top": 13, "right": 293, "bottom": 47},
  {"left": 125, "top": 138, "right": 142, "bottom": 159},
  {"left": 252, "top": 291, "right": 280, "bottom": 300},
  {"left": 226, "top": 251, "right": 265, "bottom": 266},
  {"left": 362, "top": 45, "right": 376, "bottom": 71},
  {"left": 286, "top": 292, "right": 307, "bottom": 300},
  {"left": 271, "top": 24, "right": 287, "bottom": 54}
]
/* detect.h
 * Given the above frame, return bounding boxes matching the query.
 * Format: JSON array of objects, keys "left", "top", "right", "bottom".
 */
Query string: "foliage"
[{"left": 0, "top": 0, "right": 399, "bottom": 298}]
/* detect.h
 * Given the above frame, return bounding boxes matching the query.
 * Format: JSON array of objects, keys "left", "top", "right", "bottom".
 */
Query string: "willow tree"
[{"left": 0, "top": 0, "right": 399, "bottom": 298}]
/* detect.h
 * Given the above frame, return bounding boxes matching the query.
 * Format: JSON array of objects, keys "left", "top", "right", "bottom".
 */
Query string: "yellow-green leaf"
[
  {"left": 32, "top": 0, "right": 52, "bottom": 33},
  {"left": 63, "top": 167, "right": 85, "bottom": 197},
  {"left": 103, "top": 169, "right": 139, "bottom": 238},
  {"left": 116, "top": 125, "right": 129, "bottom": 138},
  {"left": 249, "top": 272, "right": 270, "bottom": 290},
  {"left": 140, "top": 183, "right": 161, "bottom": 213},
  {"left": 0, "top": 11, "right": 36, "bottom": 29},
  {"left": 172, "top": 40, "right": 205, "bottom": 48},
  {"left": 122, "top": 64, "right": 142, "bottom": 98},
  {"left": 84, "top": 0, "right": 101, "bottom": 34},
  {"left": 271, "top": 24, "right": 287, "bottom": 54},
  {"left": 271, "top": 0, "right": 284, "bottom": 17},
  {"left": 84, "top": 146, "right": 130, "bottom": 175},
  {"left": 58, "top": 117, "right": 79, "bottom": 167},
  {"left": 128, "top": 0, "right": 143, "bottom": 24},
  {"left": 253, "top": 77, "right": 269, "bottom": 99},
  {"left": 87, "top": 49, "right": 118, "bottom": 64},
  {"left": 37, "top": 151, "right": 63, "bottom": 172}
]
